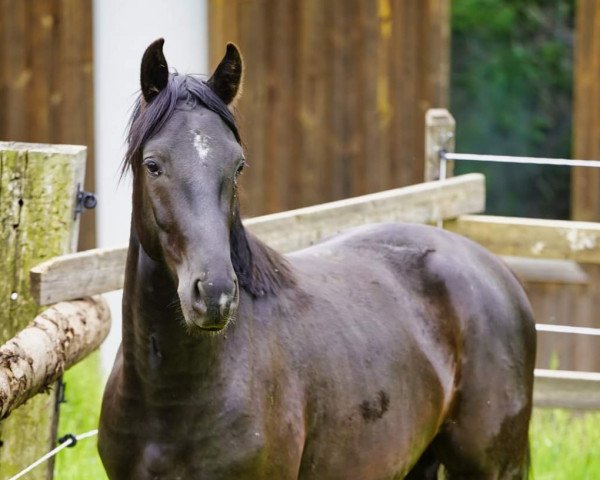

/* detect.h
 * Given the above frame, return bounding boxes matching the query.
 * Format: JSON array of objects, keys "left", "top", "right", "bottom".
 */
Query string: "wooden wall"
[
  {"left": 209, "top": 1, "right": 600, "bottom": 371},
  {"left": 209, "top": 0, "right": 450, "bottom": 217},
  {"left": 572, "top": 0, "right": 600, "bottom": 221},
  {"left": 505, "top": 1, "right": 600, "bottom": 373},
  {"left": 527, "top": 281, "right": 600, "bottom": 372},
  {"left": 0, "top": 0, "right": 95, "bottom": 250}
]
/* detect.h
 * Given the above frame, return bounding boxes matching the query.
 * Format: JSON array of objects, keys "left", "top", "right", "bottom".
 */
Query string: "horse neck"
[{"left": 120, "top": 230, "right": 232, "bottom": 389}]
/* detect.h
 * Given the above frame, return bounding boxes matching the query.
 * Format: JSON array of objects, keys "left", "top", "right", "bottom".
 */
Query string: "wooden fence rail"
[
  {"left": 446, "top": 215, "right": 600, "bottom": 264},
  {"left": 30, "top": 174, "right": 485, "bottom": 305},
  {"left": 14, "top": 164, "right": 600, "bottom": 413},
  {"left": 0, "top": 296, "right": 110, "bottom": 419}
]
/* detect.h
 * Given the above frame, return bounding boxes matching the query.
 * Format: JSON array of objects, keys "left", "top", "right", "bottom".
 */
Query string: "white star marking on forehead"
[{"left": 193, "top": 132, "right": 211, "bottom": 161}]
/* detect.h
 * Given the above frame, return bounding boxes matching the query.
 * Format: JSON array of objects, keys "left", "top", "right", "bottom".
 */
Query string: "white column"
[{"left": 93, "top": 0, "right": 209, "bottom": 373}]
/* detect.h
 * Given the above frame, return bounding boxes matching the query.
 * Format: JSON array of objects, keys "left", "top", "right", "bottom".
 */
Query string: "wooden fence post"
[
  {"left": 0, "top": 142, "right": 86, "bottom": 479},
  {"left": 424, "top": 108, "right": 455, "bottom": 182}
]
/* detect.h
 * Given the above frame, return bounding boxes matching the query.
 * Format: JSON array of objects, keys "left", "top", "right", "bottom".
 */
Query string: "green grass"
[
  {"left": 50, "top": 355, "right": 600, "bottom": 479},
  {"left": 53, "top": 351, "right": 107, "bottom": 480},
  {"left": 530, "top": 408, "right": 600, "bottom": 479}
]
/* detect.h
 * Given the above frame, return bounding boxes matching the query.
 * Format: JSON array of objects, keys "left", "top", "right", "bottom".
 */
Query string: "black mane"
[{"left": 124, "top": 73, "right": 293, "bottom": 297}]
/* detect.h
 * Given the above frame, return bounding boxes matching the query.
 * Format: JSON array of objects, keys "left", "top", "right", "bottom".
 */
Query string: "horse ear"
[
  {"left": 207, "top": 43, "right": 243, "bottom": 106},
  {"left": 141, "top": 38, "right": 169, "bottom": 103}
]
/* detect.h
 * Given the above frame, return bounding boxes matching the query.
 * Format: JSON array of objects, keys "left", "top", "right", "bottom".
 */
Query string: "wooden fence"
[
  {"left": 0, "top": 142, "right": 108, "bottom": 480},
  {"left": 424, "top": 108, "right": 600, "bottom": 409},
  {"left": 0, "top": 1, "right": 95, "bottom": 251},
  {"left": 6, "top": 167, "right": 598, "bottom": 415},
  {"left": 1, "top": 108, "right": 600, "bottom": 476},
  {"left": 208, "top": 0, "right": 450, "bottom": 216}
]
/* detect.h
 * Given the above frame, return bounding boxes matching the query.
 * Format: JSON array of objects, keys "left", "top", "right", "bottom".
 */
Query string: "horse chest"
[
  {"left": 104, "top": 384, "right": 273, "bottom": 479},
  {"left": 132, "top": 434, "right": 264, "bottom": 480}
]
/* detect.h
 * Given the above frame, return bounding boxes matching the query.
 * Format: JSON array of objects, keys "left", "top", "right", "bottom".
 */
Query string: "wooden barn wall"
[
  {"left": 524, "top": 1, "right": 600, "bottom": 373},
  {"left": 572, "top": 0, "right": 600, "bottom": 222},
  {"left": 209, "top": 0, "right": 450, "bottom": 217},
  {"left": 0, "top": 0, "right": 95, "bottom": 250},
  {"left": 526, "top": 282, "right": 600, "bottom": 372}
]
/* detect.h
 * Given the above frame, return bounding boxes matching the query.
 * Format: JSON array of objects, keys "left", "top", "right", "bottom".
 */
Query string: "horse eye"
[
  {"left": 234, "top": 161, "right": 245, "bottom": 180},
  {"left": 143, "top": 159, "right": 162, "bottom": 177}
]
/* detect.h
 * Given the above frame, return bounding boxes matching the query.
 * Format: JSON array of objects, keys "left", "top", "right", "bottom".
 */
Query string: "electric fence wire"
[{"left": 7, "top": 429, "right": 98, "bottom": 480}]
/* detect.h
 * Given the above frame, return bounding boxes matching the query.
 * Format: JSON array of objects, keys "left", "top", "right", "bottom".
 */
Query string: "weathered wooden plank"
[
  {"left": 0, "top": 142, "right": 85, "bottom": 480},
  {"left": 31, "top": 246, "right": 128, "bottom": 307},
  {"left": 30, "top": 174, "right": 485, "bottom": 304},
  {"left": 446, "top": 215, "right": 600, "bottom": 263},
  {"left": 0, "top": 296, "right": 110, "bottom": 419},
  {"left": 424, "top": 108, "right": 455, "bottom": 182},
  {"left": 469, "top": 214, "right": 600, "bottom": 371},
  {"left": 502, "top": 257, "right": 589, "bottom": 285},
  {"left": 246, "top": 173, "right": 484, "bottom": 252},
  {"left": 534, "top": 369, "right": 600, "bottom": 410}
]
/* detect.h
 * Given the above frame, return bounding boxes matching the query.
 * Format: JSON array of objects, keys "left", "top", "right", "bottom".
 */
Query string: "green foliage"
[
  {"left": 452, "top": 0, "right": 574, "bottom": 219},
  {"left": 54, "top": 352, "right": 107, "bottom": 479},
  {"left": 531, "top": 408, "right": 600, "bottom": 479}
]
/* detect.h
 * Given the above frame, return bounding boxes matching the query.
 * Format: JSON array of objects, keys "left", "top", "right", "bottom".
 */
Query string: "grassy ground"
[
  {"left": 53, "top": 351, "right": 107, "bottom": 480},
  {"left": 51, "top": 355, "right": 600, "bottom": 479},
  {"left": 530, "top": 408, "right": 600, "bottom": 479}
]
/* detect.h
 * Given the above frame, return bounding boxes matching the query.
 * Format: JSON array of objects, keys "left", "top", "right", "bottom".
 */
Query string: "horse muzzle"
[{"left": 183, "top": 275, "right": 239, "bottom": 331}]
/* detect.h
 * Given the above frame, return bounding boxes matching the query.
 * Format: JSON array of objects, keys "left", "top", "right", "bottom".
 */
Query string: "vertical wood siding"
[
  {"left": 0, "top": 0, "right": 95, "bottom": 250},
  {"left": 556, "top": 0, "right": 600, "bottom": 372},
  {"left": 209, "top": 0, "right": 450, "bottom": 217}
]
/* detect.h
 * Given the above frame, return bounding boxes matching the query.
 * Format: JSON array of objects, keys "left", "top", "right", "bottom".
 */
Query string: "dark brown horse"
[{"left": 98, "top": 39, "right": 536, "bottom": 479}]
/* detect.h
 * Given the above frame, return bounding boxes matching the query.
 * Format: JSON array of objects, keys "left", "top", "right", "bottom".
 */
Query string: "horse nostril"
[
  {"left": 192, "top": 298, "right": 207, "bottom": 316},
  {"left": 193, "top": 281, "right": 208, "bottom": 315},
  {"left": 195, "top": 280, "right": 205, "bottom": 299},
  {"left": 218, "top": 293, "right": 230, "bottom": 317}
]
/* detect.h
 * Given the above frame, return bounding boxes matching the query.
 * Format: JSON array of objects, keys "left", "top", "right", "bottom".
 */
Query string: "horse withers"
[{"left": 98, "top": 39, "right": 536, "bottom": 479}]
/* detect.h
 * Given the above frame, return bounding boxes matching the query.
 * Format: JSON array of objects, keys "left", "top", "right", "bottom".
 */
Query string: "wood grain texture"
[
  {"left": 0, "top": 296, "right": 110, "bottom": 419},
  {"left": 448, "top": 214, "right": 600, "bottom": 372},
  {"left": 247, "top": 173, "right": 484, "bottom": 252},
  {"left": 424, "top": 108, "right": 455, "bottom": 181},
  {"left": 0, "top": 1, "right": 95, "bottom": 251},
  {"left": 0, "top": 142, "right": 85, "bottom": 479},
  {"left": 445, "top": 215, "right": 600, "bottom": 263},
  {"left": 208, "top": 0, "right": 450, "bottom": 216},
  {"left": 30, "top": 174, "right": 485, "bottom": 304},
  {"left": 565, "top": 0, "right": 600, "bottom": 374},
  {"left": 31, "top": 246, "right": 128, "bottom": 307},
  {"left": 531, "top": 280, "right": 600, "bottom": 372},
  {"left": 572, "top": 0, "right": 600, "bottom": 222}
]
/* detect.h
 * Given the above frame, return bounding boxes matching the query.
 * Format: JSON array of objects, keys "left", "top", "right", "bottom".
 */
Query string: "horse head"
[{"left": 127, "top": 39, "right": 245, "bottom": 333}]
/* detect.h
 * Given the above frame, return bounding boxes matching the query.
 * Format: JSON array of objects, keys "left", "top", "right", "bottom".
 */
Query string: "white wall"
[{"left": 93, "top": 0, "right": 209, "bottom": 373}]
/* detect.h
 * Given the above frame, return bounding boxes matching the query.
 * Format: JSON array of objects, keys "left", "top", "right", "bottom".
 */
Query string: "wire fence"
[
  {"left": 437, "top": 148, "right": 600, "bottom": 341},
  {"left": 7, "top": 430, "right": 98, "bottom": 480},
  {"left": 7, "top": 148, "right": 600, "bottom": 480},
  {"left": 438, "top": 150, "right": 600, "bottom": 182},
  {"left": 536, "top": 324, "right": 600, "bottom": 337},
  {"left": 441, "top": 151, "right": 600, "bottom": 169}
]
